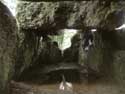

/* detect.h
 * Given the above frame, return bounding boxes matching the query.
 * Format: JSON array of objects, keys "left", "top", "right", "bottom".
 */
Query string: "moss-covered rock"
[{"left": 0, "top": 1, "right": 17, "bottom": 94}]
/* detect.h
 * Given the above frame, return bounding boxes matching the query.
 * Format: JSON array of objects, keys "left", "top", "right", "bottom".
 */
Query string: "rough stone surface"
[
  {"left": 0, "top": 1, "right": 17, "bottom": 94},
  {"left": 113, "top": 51, "right": 125, "bottom": 86},
  {"left": 16, "top": 0, "right": 125, "bottom": 86},
  {"left": 9, "top": 1, "right": 125, "bottom": 94},
  {"left": 79, "top": 27, "right": 125, "bottom": 82},
  {"left": 19, "top": 0, "right": 82, "bottom": 1},
  {"left": 16, "top": 1, "right": 125, "bottom": 71},
  {"left": 17, "top": 1, "right": 125, "bottom": 32},
  {"left": 14, "top": 31, "right": 38, "bottom": 79},
  {"left": 115, "top": 31, "right": 125, "bottom": 50}
]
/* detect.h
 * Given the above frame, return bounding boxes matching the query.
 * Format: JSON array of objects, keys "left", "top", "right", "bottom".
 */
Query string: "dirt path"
[{"left": 10, "top": 80, "right": 125, "bottom": 94}]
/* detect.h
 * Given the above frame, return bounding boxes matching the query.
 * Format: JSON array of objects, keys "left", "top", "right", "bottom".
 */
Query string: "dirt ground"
[{"left": 10, "top": 80, "right": 125, "bottom": 94}]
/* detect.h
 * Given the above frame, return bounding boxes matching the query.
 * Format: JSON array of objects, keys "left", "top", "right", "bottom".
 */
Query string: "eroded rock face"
[
  {"left": 0, "top": 1, "right": 17, "bottom": 94},
  {"left": 17, "top": 1, "right": 125, "bottom": 32}
]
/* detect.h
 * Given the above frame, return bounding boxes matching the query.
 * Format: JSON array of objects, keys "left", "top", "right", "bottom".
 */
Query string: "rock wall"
[
  {"left": 0, "top": 1, "right": 17, "bottom": 94},
  {"left": 17, "top": 1, "right": 125, "bottom": 31},
  {"left": 16, "top": 0, "right": 125, "bottom": 85}
]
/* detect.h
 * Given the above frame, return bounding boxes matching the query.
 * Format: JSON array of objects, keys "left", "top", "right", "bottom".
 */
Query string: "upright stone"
[{"left": 0, "top": 2, "right": 17, "bottom": 94}]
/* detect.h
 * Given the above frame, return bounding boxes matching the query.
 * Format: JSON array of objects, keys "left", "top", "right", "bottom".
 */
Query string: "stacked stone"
[{"left": 16, "top": 0, "right": 125, "bottom": 85}]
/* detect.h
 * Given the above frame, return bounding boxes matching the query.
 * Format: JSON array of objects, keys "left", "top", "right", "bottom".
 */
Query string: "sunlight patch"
[
  {"left": 61, "top": 29, "right": 77, "bottom": 50},
  {"left": 2, "top": 0, "right": 17, "bottom": 16},
  {"left": 50, "top": 29, "right": 78, "bottom": 51}
]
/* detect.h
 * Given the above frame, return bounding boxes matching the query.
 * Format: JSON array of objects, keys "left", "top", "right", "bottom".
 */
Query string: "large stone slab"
[
  {"left": 17, "top": 1, "right": 125, "bottom": 32},
  {"left": 0, "top": 1, "right": 17, "bottom": 94}
]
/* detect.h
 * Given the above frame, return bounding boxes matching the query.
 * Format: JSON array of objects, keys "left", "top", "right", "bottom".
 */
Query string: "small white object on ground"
[{"left": 59, "top": 75, "right": 73, "bottom": 92}]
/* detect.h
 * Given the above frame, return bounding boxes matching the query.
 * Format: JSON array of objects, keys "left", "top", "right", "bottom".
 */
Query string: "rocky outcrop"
[{"left": 0, "top": 1, "right": 17, "bottom": 94}]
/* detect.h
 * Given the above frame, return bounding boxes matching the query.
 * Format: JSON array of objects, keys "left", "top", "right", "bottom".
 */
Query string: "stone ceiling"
[{"left": 17, "top": 1, "right": 125, "bottom": 33}]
